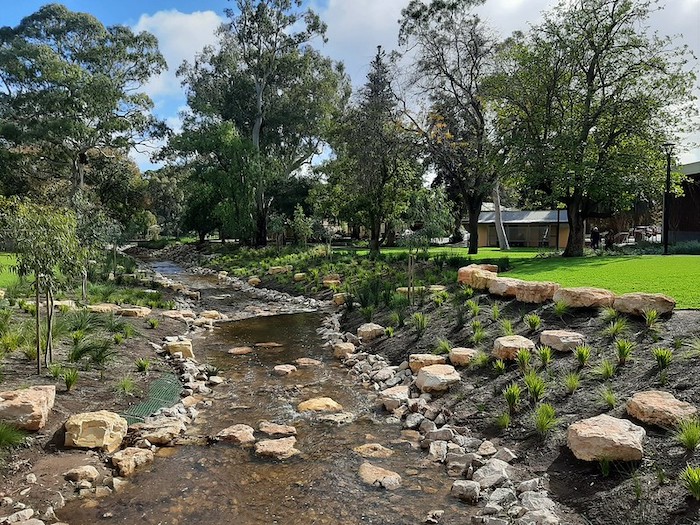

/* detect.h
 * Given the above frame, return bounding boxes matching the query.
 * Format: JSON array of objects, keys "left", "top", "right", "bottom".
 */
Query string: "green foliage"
[
  {"left": 680, "top": 465, "right": 700, "bottom": 500},
  {"left": 0, "top": 422, "right": 26, "bottom": 449},
  {"left": 524, "top": 314, "right": 542, "bottom": 332},
  {"left": 615, "top": 339, "right": 635, "bottom": 366},
  {"left": 491, "top": 303, "right": 501, "bottom": 321},
  {"left": 503, "top": 382, "right": 522, "bottom": 414},
  {"left": 360, "top": 306, "right": 375, "bottom": 322},
  {"left": 564, "top": 372, "right": 581, "bottom": 394},
  {"left": 434, "top": 338, "right": 452, "bottom": 355},
  {"left": 652, "top": 347, "right": 673, "bottom": 370},
  {"left": 603, "top": 318, "right": 628, "bottom": 339},
  {"left": 471, "top": 326, "right": 487, "bottom": 346},
  {"left": 599, "top": 458, "right": 612, "bottom": 478},
  {"left": 533, "top": 403, "right": 558, "bottom": 437},
  {"left": 433, "top": 290, "right": 449, "bottom": 307},
  {"left": 643, "top": 309, "right": 659, "bottom": 330},
  {"left": 62, "top": 367, "right": 79, "bottom": 392},
  {"left": 147, "top": 318, "right": 159, "bottom": 329},
  {"left": 385, "top": 326, "right": 395, "bottom": 338},
  {"left": 67, "top": 310, "right": 99, "bottom": 333},
  {"left": 516, "top": 349, "right": 532, "bottom": 372},
  {"left": 496, "top": 411, "right": 511, "bottom": 430},
  {"left": 412, "top": 312, "right": 429, "bottom": 339},
  {"left": 47, "top": 363, "right": 64, "bottom": 379},
  {"left": 466, "top": 300, "right": 481, "bottom": 317},
  {"left": 493, "top": 359, "right": 507, "bottom": 375},
  {"left": 454, "top": 305, "right": 467, "bottom": 330},
  {"left": 553, "top": 301, "right": 569, "bottom": 318},
  {"left": 600, "top": 386, "right": 617, "bottom": 408},
  {"left": 135, "top": 358, "right": 151, "bottom": 373},
  {"left": 596, "top": 359, "right": 617, "bottom": 380},
  {"left": 524, "top": 370, "right": 547, "bottom": 402},
  {"left": 116, "top": 376, "right": 136, "bottom": 396},
  {"left": 537, "top": 346, "right": 553, "bottom": 369},
  {"left": 500, "top": 319, "right": 514, "bottom": 336},
  {"left": 389, "top": 310, "right": 405, "bottom": 328},
  {"left": 113, "top": 333, "right": 124, "bottom": 345},
  {"left": 675, "top": 419, "right": 700, "bottom": 451},
  {"left": 575, "top": 345, "right": 592, "bottom": 368},
  {"left": 601, "top": 307, "right": 619, "bottom": 324},
  {"left": 470, "top": 351, "right": 490, "bottom": 368}
]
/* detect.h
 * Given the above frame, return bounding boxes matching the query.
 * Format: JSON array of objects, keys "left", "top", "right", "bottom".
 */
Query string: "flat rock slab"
[
  {"left": 118, "top": 306, "right": 152, "bottom": 318},
  {"left": 567, "top": 414, "right": 645, "bottom": 461},
  {"left": 614, "top": 293, "right": 676, "bottom": 317},
  {"left": 449, "top": 347, "right": 478, "bottom": 367},
  {"left": 163, "top": 339, "right": 194, "bottom": 359},
  {"left": 259, "top": 421, "right": 297, "bottom": 437},
  {"left": 359, "top": 462, "right": 401, "bottom": 490},
  {"left": 111, "top": 447, "right": 154, "bottom": 476},
  {"left": 255, "top": 342, "right": 284, "bottom": 348},
  {"left": 472, "top": 458, "right": 512, "bottom": 489},
  {"left": 228, "top": 346, "right": 254, "bottom": 355},
  {"left": 553, "top": 287, "right": 615, "bottom": 308},
  {"left": 273, "top": 364, "right": 297, "bottom": 376},
  {"left": 514, "top": 281, "right": 560, "bottom": 304},
  {"left": 217, "top": 424, "right": 256, "bottom": 446},
  {"left": 0, "top": 385, "right": 55, "bottom": 431},
  {"left": 415, "top": 364, "right": 461, "bottom": 394},
  {"left": 255, "top": 437, "right": 300, "bottom": 460},
  {"left": 409, "top": 353, "right": 447, "bottom": 373},
  {"left": 64, "top": 411, "right": 128, "bottom": 453},
  {"left": 63, "top": 465, "right": 99, "bottom": 482},
  {"left": 626, "top": 390, "right": 697, "bottom": 427},
  {"left": 539, "top": 330, "right": 585, "bottom": 352},
  {"left": 87, "top": 303, "right": 120, "bottom": 314},
  {"left": 294, "top": 357, "right": 322, "bottom": 368},
  {"left": 357, "top": 323, "right": 385, "bottom": 342},
  {"left": 493, "top": 336, "right": 536, "bottom": 360},
  {"left": 457, "top": 265, "right": 498, "bottom": 290},
  {"left": 353, "top": 443, "right": 394, "bottom": 458},
  {"left": 297, "top": 397, "right": 343, "bottom": 412},
  {"left": 333, "top": 342, "right": 356, "bottom": 359},
  {"left": 380, "top": 385, "right": 410, "bottom": 411}
]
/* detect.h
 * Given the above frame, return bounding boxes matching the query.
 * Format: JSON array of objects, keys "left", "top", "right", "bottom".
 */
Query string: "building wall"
[
  {"left": 478, "top": 224, "right": 569, "bottom": 248},
  {"left": 670, "top": 172, "right": 700, "bottom": 242}
]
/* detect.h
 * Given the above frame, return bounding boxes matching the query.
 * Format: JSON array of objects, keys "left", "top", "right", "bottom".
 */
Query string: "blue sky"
[{"left": 2, "top": 1, "right": 699, "bottom": 167}]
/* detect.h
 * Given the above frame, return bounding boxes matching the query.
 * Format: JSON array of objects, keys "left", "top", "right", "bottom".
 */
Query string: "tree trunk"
[
  {"left": 563, "top": 200, "right": 585, "bottom": 257},
  {"left": 451, "top": 211, "right": 464, "bottom": 243},
  {"left": 45, "top": 287, "right": 53, "bottom": 367},
  {"left": 81, "top": 267, "right": 88, "bottom": 303},
  {"left": 35, "top": 279, "right": 41, "bottom": 375},
  {"left": 198, "top": 230, "right": 206, "bottom": 243},
  {"left": 384, "top": 222, "right": 397, "bottom": 247},
  {"left": 255, "top": 210, "right": 268, "bottom": 247},
  {"left": 253, "top": 81, "right": 264, "bottom": 150},
  {"left": 467, "top": 203, "right": 481, "bottom": 255},
  {"left": 492, "top": 182, "right": 510, "bottom": 251},
  {"left": 369, "top": 219, "right": 382, "bottom": 258}
]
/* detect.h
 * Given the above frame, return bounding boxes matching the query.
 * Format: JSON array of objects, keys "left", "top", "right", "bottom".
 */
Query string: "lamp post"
[{"left": 662, "top": 142, "right": 675, "bottom": 255}]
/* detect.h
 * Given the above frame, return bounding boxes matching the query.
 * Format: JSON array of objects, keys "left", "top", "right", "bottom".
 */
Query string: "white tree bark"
[{"left": 492, "top": 181, "right": 510, "bottom": 251}]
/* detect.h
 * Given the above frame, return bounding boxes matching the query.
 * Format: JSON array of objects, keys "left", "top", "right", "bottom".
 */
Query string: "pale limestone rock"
[
  {"left": 358, "top": 462, "right": 401, "bottom": 490},
  {"left": 163, "top": 339, "right": 194, "bottom": 359},
  {"left": 473, "top": 458, "right": 511, "bottom": 489},
  {"left": 567, "top": 414, "right": 645, "bottom": 461},
  {"left": 86, "top": 303, "right": 120, "bottom": 314},
  {"left": 493, "top": 336, "right": 536, "bottom": 360},
  {"left": 379, "top": 385, "right": 409, "bottom": 411},
  {"left": 451, "top": 479, "right": 480, "bottom": 503},
  {"left": 333, "top": 293, "right": 348, "bottom": 306},
  {"left": 449, "top": 347, "right": 478, "bottom": 367},
  {"left": 494, "top": 448, "right": 518, "bottom": 463},
  {"left": 357, "top": 323, "right": 385, "bottom": 342},
  {"left": 258, "top": 421, "right": 297, "bottom": 437},
  {"left": 539, "top": 330, "right": 585, "bottom": 352},
  {"left": 409, "top": 353, "right": 447, "bottom": 373},
  {"left": 200, "top": 310, "right": 225, "bottom": 320},
  {"left": 248, "top": 277, "right": 261, "bottom": 287},
  {"left": 297, "top": 397, "right": 342, "bottom": 412},
  {"left": 130, "top": 418, "right": 186, "bottom": 446},
  {"left": 333, "top": 342, "right": 356, "bottom": 359},
  {"left": 516, "top": 509, "right": 560, "bottom": 525},
  {"left": 254, "top": 437, "right": 300, "bottom": 460},
  {"left": 267, "top": 266, "right": 290, "bottom": 275},
  {"left": 553, "top": 287, "right": 615, "bottom": 308},
  {"left": 110, "top": 448, "right": 154, "bottom": 476},
  {"left": 255, "top": 342, "right": 283, "bottom": 348},
  {"left": 514, "top": 281, "right": 560, "bottom": 304},
  {"left": 294, "top": 357, "right": 322, "bottom": 368},
  {"left": 457, "top": 265, "right": 498, "bottom": 290},
  {"left": 0, "top": 385, "right": 55, "bottom": 430},
  {"left": 118, "top": 306, "right": 152, "bottom": 318},
  {"left": 353, "top": 443, "right": 394, "bottom": 458},
  {"left": 519, "top": 491, "right": 556, "bottom": 512},
  {"left": 64, "top": 411, "right": 128, "bottom": 453},
  {"left": 415, "top": 364, "right": 461, "bottom": 394},
  {"left": 488, "top": 277, "right": 523, "bottom": 298},
  {"left": 273, "top": 364, "right": 297, "bottom": 376},
  {"left": 613, "top": 293, "right": 676, "bottom": 317},
  {"left": 478, "top": 440, "right": 497, "bottom": 456},
  {"left": 626, "top": 390, "right": 697, "bottom": 427},
  {"left": 228, "top": 346, "right": 253, "bottom": 355},
  {"left": 217, "top": 424, "right": 256, "bottom": 446},
  {"left": 293, "top": 272, "right": 307, "bottom": 282},
  {"left": 63, "top": 466, "right": 99, "bottom": 483}
]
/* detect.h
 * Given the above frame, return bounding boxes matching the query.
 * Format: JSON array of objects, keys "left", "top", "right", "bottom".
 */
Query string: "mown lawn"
[{"left": 0, "top": 253, "right": 18, "bottom": 288}]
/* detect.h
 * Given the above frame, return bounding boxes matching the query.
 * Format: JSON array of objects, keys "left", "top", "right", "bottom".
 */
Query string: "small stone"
[
  {"left": 297, "top": 397, "right": 342, "bottom": 412},
  {"left": 64, "top": 466, "right": 100, "bottom": 483},
  {"left": 358, "top": 462, "right": 401, "bottom": 490},
  {"left": 254, "top": 437, "right": 300, "bottom": 460},
  {"left": 494, "top": 447, "right": 517, "bottom": 463},
  {"left": 477, "top": 440, "right": 497, "bottom": 456},
  {"left": 353, "top": 443, "right": 394, "bottom": 459},
  {"left": 258, "top": 421, "right": 297, "bottom": 437},
  {"left": 217, "top": 424, "right": 256, "bottom": 446},
  {"left": 273, "top": 364, "right": 297, "bottom": 376},
  {"left": 25, "top": 473, "right": 37, "bottom": 484},
  {"left": 451, "top": 479, "right": 480, "bottom": 503},
  {"left": 228, "top": 346, "right": 254, "bottom": 355},
  {"left": 517, "top": 479, "right": 540, "bottom": 493},
  {"left": 473, "top": 458, "right": 511, "bottom": 489}
]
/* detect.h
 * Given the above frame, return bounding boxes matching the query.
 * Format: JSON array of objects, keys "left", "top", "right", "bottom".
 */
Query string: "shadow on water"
[{"left": 58, "top": 312, "right": 475, "bottom": 525}]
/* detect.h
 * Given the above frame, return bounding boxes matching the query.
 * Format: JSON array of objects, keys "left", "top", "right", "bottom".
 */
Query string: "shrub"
[
  {"left": 433, "top": 291, "right": 449, "bottom": 307},
  {"left": 533, "top": 403, "right": 558, "bottom": 437},
  {"left": 0, "top": 330, "right": 24, "bottom": 354},
  {"left": 147, "top": 318, "right": 160, "bottom": 329},
  {"left": 21, "top": 345, "right": 37, "bottom": 361},
  {"left": 500, "top": 319, "right": 514, "bottom": 336},
  {"left": 516, "top": 349, "right": 532, "bottom": 372},
  {"left": 599, "top": 458, "right": 612, "bottom": 477},
  {"left": 643, "top": 309, "right": 659, "bottom": 330},
  {"left": 553, "top": 300, "right": 569, "bottom": 318},
  {"left": 412, "top": 313, "right": 429, "bottom": 339},
  {"left": 470, "top": 351, "right": 489, "bottom": 368},
  {"left": 603, "top": 318, "right": 628, "bottom": 339},
  {"left": 524, "top": 370, "right": 547, "bottom": 402},
  {"left": 389, "top": 310, "right": 405, "bottom": 328},
  {"left": 564, "top": 372, "right": 581, "bottom": 394},
  {"left": 455, "top": 305, "right": 467, "bottom": 330},
  {"left": 524, "top": 314, "right": 542, "bottom": 332},
  {"left": 575, "top": 345, "right": 592, "bottom": 368},
  {"left": 62, "top": 367, "right": 79, "bottom": 392},
  {"left": 472, "top": 326, "right": 487, "bottom": 346},
  {"left": 503, "top": 382, "right": 522, "bottom": 415},
  {"left": 600, "top": 386, "right": 617, "bottom": 408},
  {"left": 135, "top": 358, "right": 151, "bottom": 373},
  {"left": 652, "top": 347, "right": 673, "bottom": 370},
  {"left": 680, "top": 465, "right": 700, "bottom": 500},
  {"left": 615, "top": 339, "right": 635, "bottom": 366},
  {"left": 99, "top": 312, "right": 127, "bottom": 334},
  {"left": 596, "top": 359, "right": 616, "bottom": 380},
  {"left": 675, "top": 419, "right": 700, "bottom": 451},
  {"left": 116, "top": 376, "right": 136, "bottom": 396},
  {"left": 0, "top": 422, "right": 26, "bottom": 448},
  {"left": 601, "top": 307, "right": 619, "bottom": 324},
  {"left": 493, "top": 359, "right": 506, "bottom": 375},
  {"left": 385, "top": 326, "right": 395, "bottom": 338},
  {"left": 47, "top": 363, "right": 64, "bottom": 379},
  {"left": 491, "top": 303, "right": 501, "bottom": 321},
  {"left": 537, "top": 346, "right": 553, "bottom": 369},
  {"left": 466, "top": 299, "right": 481, "bottom": 317},
  {"left": 496, "top": 411, "right": 511, "bottom": 430},
  {"left": 434, "top": 338, "right": 452, "bottom": 355},
  {"left": 66, "top": 309, "right": 99, "bottom": 333},
  {"left": 113, "top": 333, "right": 124, "bottom": 345},
  {"left": 360, "top": 306, "right": 375, "bottom": 322}
]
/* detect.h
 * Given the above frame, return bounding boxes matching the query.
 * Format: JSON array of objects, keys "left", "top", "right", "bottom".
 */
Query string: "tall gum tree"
[
  {"left": 492, "top": 0, "right": 697, "bottom": 256},
  {"left": 177, "top": 0, "right": 350, "bottom": 245}
]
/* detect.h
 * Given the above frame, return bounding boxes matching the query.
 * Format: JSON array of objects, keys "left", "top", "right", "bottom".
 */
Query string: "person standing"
[{"left": 590, "top": 227, "right": 601, "bottom": 250}]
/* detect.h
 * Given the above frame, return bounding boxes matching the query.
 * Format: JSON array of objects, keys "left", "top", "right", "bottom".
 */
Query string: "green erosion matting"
[{"left": 121, "top": 373, "right": 183, "bottom": 425}]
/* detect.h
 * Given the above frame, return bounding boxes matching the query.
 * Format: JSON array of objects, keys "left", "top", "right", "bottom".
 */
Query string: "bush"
[
  {"left": 411, "top": 313, "right": 429, "bottom": 339},
  {"left": 491, "top": 303, "right": 501, "bottom": 321},
  {"left": 493, "top": 359, "right": 506, "bottom": 375},
  {"left": 524, "top": 314, "right": 542, "bottom": 332},
  {"left": 675, "top": 419, "right": 700, "bottom": 451},
  {"left": 553, "top": 300, "right": 569, "bottom": 318},
  {"left": 533, "top": 403, "right": 558, "bottom": 437},
  {"left": 434, "top": 338, "right": 451, "bottom": 355},
  {"left": 643, "top": 309, "right": 659, "bottom": 330},
  {"left": 135, "top": 358, "right": 151, "bottom": 373},
  {"left": 116, "top": 376, "right": 136, "bottom": 396},
  {"left": 0, "top": 422, "right": 26, "bottom": 448},
  {"left": 600, "top": 386, "right": 617, "bottom": 408},
  {"left": 466, "top": 299, "right": 480, "bottom": 317},
  {"left": 615, "top": 339, "right": 635, "bottom": 366},
  {"left": 496, "top": 411, "right": 511, "bottom": 430},
  {"left": 147, "top": 318, "right": 160, "bottom": 329},
  {"left": 385, "top": 326, "right": 395, "bottom": 338},
  {"left": 564, "top": 372, "right": 581, "bottom": 394},
  {"left": 62, "top": 367, "right": 79, "bottom": 392},
  {"left": 680, "top": 465, "right": 700, "bottom": 500},
  {"left": 601, "top": 307, "right": 619, "bottom": 324},
  {"left": 516, "top": 349, "right": 532, "bottom": 372},
  {"left": 596, "top": 359, "right": 616, "bottom": 380},
  {"left": 575, "top": 345, "right": 592, "bottom": 368},
  {"left": 603, "top": 318, "right": 628, "bottom": 339},
  {"left": 503, "top": 382, "right": 522, "bottom": 415},
  {"left": 500, "top": 319, "right": 514, "bottom": 336},
  {"left": 537, "top": 346, "right": 553, "bottom": 369},
  {"left": 47, "top": 363, "right": 63, "bottom": 379},
  {"left": 389, "top": 310, "right": 405, "bottom": 328},
  {"left": 652, "top": 347, "right": 673, "bottom": 370},
  {"left": 360, "top": 306, "right": 375, "bottom": 322},
  {"left": 470, "top": 351, "right": 490, "bottom": 368},
  {"left": 524, "top": 370, "right": 547, "bottom": 402}
]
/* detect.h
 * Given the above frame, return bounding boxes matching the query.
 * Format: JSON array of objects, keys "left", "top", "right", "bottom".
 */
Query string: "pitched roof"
[{"left": 479, "top": 210, "right": 569, "bottom": 224}]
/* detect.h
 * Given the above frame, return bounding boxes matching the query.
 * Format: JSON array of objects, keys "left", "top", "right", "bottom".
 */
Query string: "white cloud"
[{"left": 133, "top": 10, "right": 223, "bottom": 101}]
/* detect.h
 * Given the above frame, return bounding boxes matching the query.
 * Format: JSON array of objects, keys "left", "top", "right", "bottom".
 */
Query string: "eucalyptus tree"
[
  {"left": 399, "top": 0, "right": 508, "bottom": 253},
  {"left": 0, "top": 4, "right": 166, "bottom": 199},
  {"left": 178, "top": 0, "right": 350, "bottom": 245},
  {"left": 491, "top": 0, "right": 697, "bottom": 256}
]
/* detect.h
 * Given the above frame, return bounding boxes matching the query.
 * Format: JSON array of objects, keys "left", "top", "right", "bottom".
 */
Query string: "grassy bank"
[{"left": 0, "top": 254, "right": 18, "bottom": 289}]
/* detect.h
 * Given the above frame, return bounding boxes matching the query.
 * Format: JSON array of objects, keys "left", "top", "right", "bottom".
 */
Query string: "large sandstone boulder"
[
  {"left": 87, "top": 303, "right": 120, "bottom": 314},
  {"left": 0, "top": 385, "right": 55, "bottom": 431},
  {"left": 217, "top": 424, "right": 256, "bottom": 446},
  {"left": 163, "top": 338, "right": 194, "bottom": 359},
  {"left": 130, "top": 418, "right": 186, "bottom": 445},
  {"left": 415, "top": 364, "right": 461, "bottom": 394},
  {"left": 248, "top": 277, "right": 261, "bottom": 287},
  {"left": 63, "top": 465, "right": 100, "bottom": 482},
  {"left": 540, "top": 330, "right": 585, "bottom": 352},
  {"left": 567, "top": 414, "right": 645, "bottom": 461},
  {"left": 553, "top": 287, "right": 615, "bottom": 309},
  {"left": 254, "top": 437, "right": 300, "bottom": 460},
  {"left": 297, "top": 397, "right": 343, "bottom": 412},
  {"left": 333, "top": 341, "right": 356, "bottom": 359},
  {"left": 268, "top": 266, "right": 291, "bottom": 275},
  {"left": 200, "top": 310, "right": 226, "bottom": 320},
  {"left": 613, "top": 293, "right": 676, "bottom": 317},
  {"left": 493, "top": 336, "right": 536, "bottom": 360},
  {"left": 118, "top": 306, "right": 152, "bottom": 318},
  {"left": 457, "top": 265, "right": 498, "bottom": 290},
  {"left": 379, "top": 385, "right": 409, "bottom": 411},
  {"left": 488, "top": 277, "right": 523, "bottom": 298},
  {"left": 64, "top": 411, "right": 128, "bottom": 453},
  {"left": 357, "top": 323, "right": 385, "bottom": 342},
  {"left": 626, "top": 391, "right": 697, "bottom": 427},
  {"left": 358, "top": 462, "right": 401, "bottom": 490},
  {"left": 409, "top": 353, "right": 447, "bottom": 373},
  {"left": 514, "top": 281, "right": 560, "bottom": 304},
  {"left": 111, "top": 447, "right": 155, "bottom": 476},
  {"left": 449, "top": 347, "right": 478, "bottom": 367}
]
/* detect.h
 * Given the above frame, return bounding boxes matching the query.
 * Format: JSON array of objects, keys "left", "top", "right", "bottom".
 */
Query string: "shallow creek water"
[{"left": 58, "top": 264, "right": 472, "bottom": 525}]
